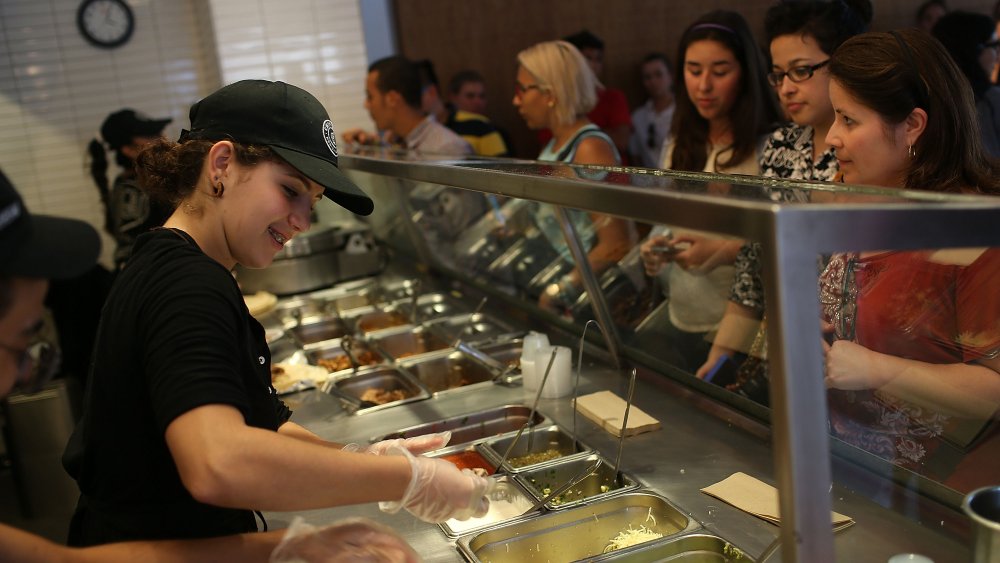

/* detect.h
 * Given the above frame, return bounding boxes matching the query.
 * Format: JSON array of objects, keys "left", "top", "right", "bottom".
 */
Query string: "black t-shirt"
[{"left": 63, "top": 228, "right": 291, "bottom": 544}]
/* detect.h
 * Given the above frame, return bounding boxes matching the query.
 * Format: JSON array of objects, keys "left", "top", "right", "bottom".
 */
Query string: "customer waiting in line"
[
  {"left": 627, "top": 53, "right": 675, "bottom": 169},
  {"left": 446, "top": 69, "right": 511, "bottom": 157},
  {"left": 343, "top": 56, "right": 471, "bottom": 156},
  {"left": 0, "top": 168, "right": 417, "bottom": 562},
  {"left": 63, "top": 80, "right": 489, "bottom": 547},
  {"left": 694, "top": 0, "right": 872, "bottom": 396},
  {"left": 932, "top": 10, "right": 1000, "bottom": 157},
  {"left": 512, "top": 40, "right": 635, "bottom": 313},
  {"left": 638, "top": 9, "right": 781, "bottom": 373},
  {"left": 821, "top": 29, "right": 1000, "bottom": 493},
  {"left": 536, "top": 30, "right": 633, "bottom": 163}
]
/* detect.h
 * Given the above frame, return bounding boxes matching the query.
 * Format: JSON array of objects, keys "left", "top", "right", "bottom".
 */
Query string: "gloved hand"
[
  {"left": 378, "top": 446, "right": 490, "bottom": 523},
  {"left": 342, "top": 431, "right": 451, "bottom": 456},
  {"left": 269, "top": 516, "right": 419, "bottom": 563}
]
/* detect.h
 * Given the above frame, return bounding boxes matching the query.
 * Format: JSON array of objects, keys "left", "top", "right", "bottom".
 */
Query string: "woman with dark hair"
[
  {"left": 664, "top": 10, "right": 780, "bottom": 174},
  {"left": 695, "top": 0, "right": 872, "bottom": 390},
  {"left": 638, "top": 10, "right": 781, "bottom": 372},
  {"left": 932, "top": 10, "right": 1000, "bottom": 157},
  {"left": 822, "top": 29, "right": 1000, "bottom": 492},
  {"left": 65, "top": 81, "right": 489, "bottom": 546},
  {"left": 87, "top": 109, "right": 175, "bottom": 268}
]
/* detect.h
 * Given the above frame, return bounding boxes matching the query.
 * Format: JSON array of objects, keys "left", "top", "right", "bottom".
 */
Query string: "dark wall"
[{"left": 394, "top": 0, "right": 995, "bottom": 159}]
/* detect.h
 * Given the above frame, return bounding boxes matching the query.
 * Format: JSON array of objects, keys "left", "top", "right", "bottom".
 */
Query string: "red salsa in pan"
[{"left": 441, "top": 450, "right": 494, "bottom": 475}]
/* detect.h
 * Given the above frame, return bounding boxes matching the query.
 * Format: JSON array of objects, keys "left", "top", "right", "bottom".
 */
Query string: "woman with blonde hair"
[{"left": 513, "top": 40, "right": 633, "bottom": 311}]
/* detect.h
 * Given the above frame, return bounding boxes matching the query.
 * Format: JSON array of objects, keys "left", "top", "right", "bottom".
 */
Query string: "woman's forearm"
[
  {"left": 871, "top": 352, "right": 1000, "bottom": 420},
  {"left": 166, "top": 405, "right": 411, "bottom": 511}
]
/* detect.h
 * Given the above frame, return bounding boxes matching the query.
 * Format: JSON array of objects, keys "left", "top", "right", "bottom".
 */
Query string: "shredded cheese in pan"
[{"left": 602, "top": 524, "right": 663, "bottom": 553}]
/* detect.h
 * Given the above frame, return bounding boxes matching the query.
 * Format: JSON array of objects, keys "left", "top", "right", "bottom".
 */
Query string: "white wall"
[{"left": 0, "top": 0, "right": 378, "bottom": 266}]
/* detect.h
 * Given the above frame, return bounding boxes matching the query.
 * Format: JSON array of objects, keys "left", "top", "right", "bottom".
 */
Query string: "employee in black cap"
[
  {"left": 87, "top": 109, "right": 175, "bottom": 269},
  {"left": 63, "top": 80, "right": 489, "bottom": 547},
  {"left": 0, "top": 164, "right": 416, "bottom": 563}
]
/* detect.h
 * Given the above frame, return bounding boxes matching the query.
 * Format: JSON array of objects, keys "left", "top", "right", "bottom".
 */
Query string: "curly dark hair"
[{"left": 134, "top": 139, "right": 278, "bottom": 206}]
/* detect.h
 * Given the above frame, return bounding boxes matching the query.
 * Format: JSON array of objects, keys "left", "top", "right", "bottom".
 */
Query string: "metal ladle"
[
  {"left": 340, "top": 334, "right": 360, "bottom": 372},
  {"left": 453, "top": 296, "right": 488, "bottom": 348},
  {"left": 409, "top": 279, "right": 423, "bottom": 326}
]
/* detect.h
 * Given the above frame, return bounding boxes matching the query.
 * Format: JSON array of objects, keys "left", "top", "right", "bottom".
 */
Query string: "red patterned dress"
[{"left": 818, "top": 249, "right": 1000, "bottom": 485}]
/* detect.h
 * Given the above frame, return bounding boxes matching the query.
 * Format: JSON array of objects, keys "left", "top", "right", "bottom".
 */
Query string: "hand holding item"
[
  {"left": 670, "top": 234, "right": 732, "bottom": 274},
  {"left": 823, "top": 339, "right": 884, "bottom": 391},
  {"left": 379, "top": 446, "right": 490, "bottom": 523},
  {"left": 341, "top": 128, "right": 381, "bottom": 146},
  {"left": 270, "top": 516, "right": 419, "bottom": 563},
  {"left": 639, "top": 234, "right": 675, "bottom": 276},
  {"left": 362, "top": 431, "right": 452, "bottom": 456}
]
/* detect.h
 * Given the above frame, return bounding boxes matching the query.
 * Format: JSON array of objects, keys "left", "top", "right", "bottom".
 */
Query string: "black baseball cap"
[
  {"left": 180, "top": 80, "right": 374, "bottom": 216},
  {"left": 0, "top": 169, "right": 101, "bottom": 279},
  {"left": 101, "top": 109, "right": 172, "bottom": 151}
]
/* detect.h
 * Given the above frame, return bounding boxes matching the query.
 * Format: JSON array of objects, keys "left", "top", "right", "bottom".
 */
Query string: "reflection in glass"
[{"left": 819, "top": 247, "right": 1000, "bottom": 493}]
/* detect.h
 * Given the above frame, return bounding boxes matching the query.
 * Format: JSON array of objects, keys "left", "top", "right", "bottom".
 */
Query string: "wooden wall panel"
[{"left": 394, "top": 0, "right": 995, "bottom": 159}]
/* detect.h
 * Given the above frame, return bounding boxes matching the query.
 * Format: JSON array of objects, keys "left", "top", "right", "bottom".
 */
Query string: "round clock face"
[{"left": 77, "top": 0, "right": 135, "bottom": 49}]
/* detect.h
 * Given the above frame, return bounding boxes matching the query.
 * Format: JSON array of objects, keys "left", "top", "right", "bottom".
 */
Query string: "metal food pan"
[
  {"left": 286, "top": 317, "right": 349, "bottom": 347},
  {"left": 456, "top": 492, "right": 698, "bottom": 563},
  {"left": 371, "top": 404, "right": 547, "bottom": 445},
  {"left": 598, "top": 533, "right": 755, "bottom": 562},
  {"left": 440, "top": 474, "right": 536, "bottom": 538},
  {"left": 394, "top": 291, "right": 469, "bottom": 321},
  {"left": 423, "top": 313, "right": 515, "bottom": 345},
  {"left": 482, "top": 425, "right": 590, "bottom": 472},
  {"left": 304, "top": 340, "right": 384, "bottom": 375},
  {"left": 351, "top": 308, "right": 411, "bottom": 334},
  {"left": 326, "top": 366, "right": 429, "bottom": 415},
  {"left": 369, "top": 326, "right": 450, "bottom": 361},
  {"left": 318, "top": 292, "right": 372, "bottom": 314},
  {"left": 515, "top": 454, "right": 638, "bottom": 510},
  {"left": 398, "top": 350, "right": 495, "bottom": 394}
]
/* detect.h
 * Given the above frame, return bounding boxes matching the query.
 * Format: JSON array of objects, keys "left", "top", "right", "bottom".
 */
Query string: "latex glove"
[
  {"left": 269, "top": 516, "right": 419, "bottom": 563},
  {"left": 342, "top": 431, "right": 451, "bottom": 456},
  {"left": 379, "top": 446, "right": 490, "bottom": 523}
]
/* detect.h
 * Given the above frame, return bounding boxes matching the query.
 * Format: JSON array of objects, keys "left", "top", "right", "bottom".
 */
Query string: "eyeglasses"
[
  {"left": 646, "top": 123, "right": 657, "bottom": 150},
  {"left": 1, "top": 340, "right": 60, "bottom": 394},
  {"left": 767, "top": 60, "right": 830, "bottom": 87},
  {"left": 514, "top": 81, "right": 544, "bottom": 97}
]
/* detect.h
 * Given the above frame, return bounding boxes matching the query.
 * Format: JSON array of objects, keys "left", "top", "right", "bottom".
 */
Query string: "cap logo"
[
  {"left": 0, "top": 201, "right": 22, "bottom": 232},
  {"left": 322, "top": 120, "right": 338, "bottom": 158}
]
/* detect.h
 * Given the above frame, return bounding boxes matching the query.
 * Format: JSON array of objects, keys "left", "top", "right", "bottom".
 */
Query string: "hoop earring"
[
  {"left": 212, "top": 181, "right": 225, "bottom": 197},
  {"left": 907, "top": 145, "right": 916, "bottom": 159}
]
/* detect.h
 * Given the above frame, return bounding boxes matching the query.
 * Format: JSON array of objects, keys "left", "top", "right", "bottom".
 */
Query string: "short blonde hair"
[{"left": 517, "top": 40, "right": 600, "bottom": 127}]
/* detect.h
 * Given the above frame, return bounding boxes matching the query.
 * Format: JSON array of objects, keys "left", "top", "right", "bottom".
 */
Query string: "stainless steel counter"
[{"left": 264, "top": 356, "right": 966, "bottom": 562}]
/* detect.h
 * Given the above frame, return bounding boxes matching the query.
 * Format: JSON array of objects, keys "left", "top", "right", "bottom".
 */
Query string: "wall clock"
[{"left": 77, "top": 0, "right": 135, "bottom": 49}]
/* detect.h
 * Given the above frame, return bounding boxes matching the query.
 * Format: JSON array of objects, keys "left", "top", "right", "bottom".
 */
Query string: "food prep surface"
[{"left": 258, "top": 276, "right": 967, "bottom": 562}]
